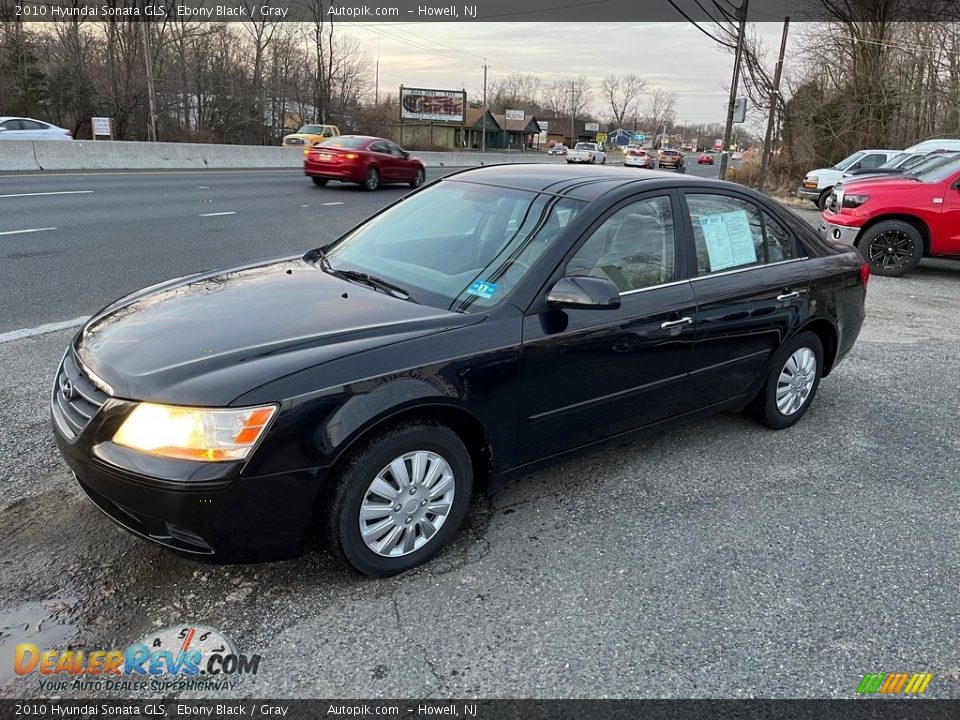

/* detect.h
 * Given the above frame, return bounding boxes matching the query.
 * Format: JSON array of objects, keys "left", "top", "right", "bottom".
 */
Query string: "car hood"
[
  {"left": 76, "top": 258, "right": 478, "bottom": 406},
  {"left": 837, "top": 175, "right": 923, "bottom": 191}
]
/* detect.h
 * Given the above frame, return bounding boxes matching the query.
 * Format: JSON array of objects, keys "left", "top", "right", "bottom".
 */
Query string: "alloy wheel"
[
  {"left": 776, "top": 347, "right": 817, "bottom": 416},
  {"left": 867, "top": 230, "right": 915, "bottom": 273},
  {"left": 358, "top": 451, "right": 456, "bottom": 557}
]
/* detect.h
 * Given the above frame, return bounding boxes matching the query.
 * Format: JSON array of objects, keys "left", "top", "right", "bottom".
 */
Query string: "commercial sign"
[
  {"left": 538, "top": 121, "right": 549, "bottom": 145},
  {"left": 632, "top": 133, "right": 646, "bottom": 143},
  {"left": 400, "top": 87, "right": 466, "bottom": 123},
  {"left": 91, "top": 116, "right": 112, "bottom": 138},
  {"left": 584, "top": 122, "right": 599, "bottom": 132},
  {"left": 505, "top": 109, "right": 524, "bottom": 121},
  {"left": 733, "top": 97, "right": 747, "bottom": 123}
]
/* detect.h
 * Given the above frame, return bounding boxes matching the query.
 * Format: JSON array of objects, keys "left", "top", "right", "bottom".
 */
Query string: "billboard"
[
  {"left": 505, "top": 109, "right": 525, "bottom": 121},
  {"left": 584, "top": 122, "right": 600, "bottom": 132},
  {"left": 400, "top": 88, "right": 467, "bottom": 122}
]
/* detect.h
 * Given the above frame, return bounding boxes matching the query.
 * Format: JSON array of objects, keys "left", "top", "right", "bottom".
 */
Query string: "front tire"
[
  {"left": 324, "top": 421, "right": 474, "bottom": 577},
  {"left": 410, "top": 166, "right": 425, "bottom": 188},
  {"left": 749, "top": 331, "right": 823, "bottom": 429},
  {"left": 858, "top": 220, "right": 923, "bottom": 277},
  {"left": 362, "top": 166, "right": 380, "bottom": 191},
  {"left": 816, "top": 189, "right": 831, "bottom": 210},
  {"left": 311, "top": 177, "right": 328, "bottom": 186}
]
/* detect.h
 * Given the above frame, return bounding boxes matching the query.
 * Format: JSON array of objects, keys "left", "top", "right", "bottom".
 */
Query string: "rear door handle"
[
  {"left": 777, "top": 291, "right": 800, "bottom": 301},
  {"left": 660, "top": 316, "right": 693, "bottom": 329}
]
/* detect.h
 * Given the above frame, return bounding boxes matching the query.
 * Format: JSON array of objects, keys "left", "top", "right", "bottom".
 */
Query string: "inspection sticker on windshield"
[{"left": 467, "top": 280, "right": 498, "bottom": 299}]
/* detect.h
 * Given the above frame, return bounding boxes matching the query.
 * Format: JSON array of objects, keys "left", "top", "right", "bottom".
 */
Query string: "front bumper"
[
  {"left": 797, "top": 186, "right": 823, "bottom": 201},
  {"left": 52, "top": 378, "right": 321, "bottom": 563},
  {"left": 818, "top": 218, "right": 862, "bottom": 245}
]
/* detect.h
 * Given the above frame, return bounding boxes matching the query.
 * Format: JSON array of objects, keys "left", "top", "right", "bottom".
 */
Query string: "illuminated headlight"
[
  {"left": 842, "top": 193, "right": 870, "bottom": 208},
  {"left": 114, "top": 403, "right": 277, "bottom": 462}
]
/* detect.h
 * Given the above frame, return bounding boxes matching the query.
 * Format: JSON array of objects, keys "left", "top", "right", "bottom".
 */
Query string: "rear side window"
[{"left": 685, "top": 194, "right": 795, "bottom": 275}]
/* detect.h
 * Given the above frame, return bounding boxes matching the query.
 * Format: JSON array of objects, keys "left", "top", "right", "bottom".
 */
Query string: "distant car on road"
[
  {"left": 282, "top": 124, "right": 340, "bottom": 149},
  {"left": 623, "top": 148, "right": 655, "bottom": 168},
  {"left": 304, "top": 135, "right": 425, "bottom": 191},
  {"left": 819, "top": 153, "right": 960, "bottom": 276},
  {"left": 566, "top": 142, "right": 607, "bottom": 164},
  {"left": 51, "top": 165, "right": 868, "bottom": 576},
  {"left": 0, "top": 116, "right": 72, "bottom": 141},
  {"left": 697, "top": 153, "right": 715, "bottom": 165},
  {"left": 658, "top": 148, "right": 684, "bottom": 169},
  {"left": 547, "top": 144, "right": 568, "bottom": 156}
]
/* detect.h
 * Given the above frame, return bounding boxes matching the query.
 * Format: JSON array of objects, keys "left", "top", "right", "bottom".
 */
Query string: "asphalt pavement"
[{"left": 1, "top": 166, "right": 958, "bottom": 700}]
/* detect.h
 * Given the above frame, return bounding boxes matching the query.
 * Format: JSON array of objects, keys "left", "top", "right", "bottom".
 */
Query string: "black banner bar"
[{"left": 2, "top": 700, "right": 960, "bottom": 720}]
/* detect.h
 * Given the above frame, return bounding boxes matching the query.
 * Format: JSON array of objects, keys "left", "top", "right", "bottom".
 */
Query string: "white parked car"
[
  {"left": 798, "top": 148, "right": 899, "bottom": 209},
  {"left": 566, "top": 142, "right": 607, "bottom": 164},
  {"left": 0, "top": 116, "right": 73, "bottom": 140}
]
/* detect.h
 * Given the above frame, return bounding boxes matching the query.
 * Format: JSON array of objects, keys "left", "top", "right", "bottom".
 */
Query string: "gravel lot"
[{"left": 1, "top": 191, "right": 958, "bottom": 700}]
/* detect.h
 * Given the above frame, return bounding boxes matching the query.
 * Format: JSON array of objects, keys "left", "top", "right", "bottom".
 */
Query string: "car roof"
[{"left": 441, "top": 164, "right": 732, "bottom": 202}]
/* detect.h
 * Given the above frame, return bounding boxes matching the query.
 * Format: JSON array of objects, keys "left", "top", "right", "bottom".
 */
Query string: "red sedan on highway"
[
  {"left": 698, "top": 153, "right": 715, "bottom": 165},
  {"left": 305, "top": 135, "right": 426, "bottom": 191}
]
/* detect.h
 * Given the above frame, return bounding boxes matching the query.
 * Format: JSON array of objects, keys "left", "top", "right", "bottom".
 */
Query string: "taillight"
[
  {"left": 858, "top": 262, "right": 870, "bottom": 288},
  {"left": 344, "top": 153, "right": 359, "bottom": 160}
]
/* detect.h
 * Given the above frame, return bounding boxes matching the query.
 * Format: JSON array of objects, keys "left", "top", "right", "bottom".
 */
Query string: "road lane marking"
[
  {"left": 0, "top": 190, "right": 94, "bottom": 199},
  {"left": 0, "top": 227, "right": 57, "bottom": 236},
  {"left": 0, "top": 316, "right": 89, "bottom": 344},
  {"left": 300, "top": 204, "right": 310, "bottom": 207},
  {"left": 321, "top": 201, "right": 344, "bottom": 206},
  {"left": 199, "top": 211, "right": 236, "bottom": 217}
]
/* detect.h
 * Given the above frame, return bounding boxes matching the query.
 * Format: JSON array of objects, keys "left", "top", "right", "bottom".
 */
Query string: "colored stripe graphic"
[{"left": 857, "top": 672, "right": 932, "bottom": 695}]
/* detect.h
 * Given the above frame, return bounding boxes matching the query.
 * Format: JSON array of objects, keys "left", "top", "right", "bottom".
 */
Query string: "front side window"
[
  {"left": 324, "top": 181, "right": 584, "bottom": 311},
  {"left": 687, "top": 194, "right": 794, "bottom": 275},
  {"left": 566, "top": 195, "right": 676, "bottom": 292}
]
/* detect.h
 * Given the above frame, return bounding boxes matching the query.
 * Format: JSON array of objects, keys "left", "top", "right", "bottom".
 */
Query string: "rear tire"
[
  {"left": 311, "top": 177, "right": 328, "bottom": 187},
  {"left": 324, "top": 421, "right": 474, "bottom": 577},
  {"left": 363, "top": 166, "right": 380, "bottom": 191},
  {"left": 857, "top": 220, "right": 923, "bottom": 277},
  {"left": 749, "top": 331, "right": 823, "bottom": 430}
]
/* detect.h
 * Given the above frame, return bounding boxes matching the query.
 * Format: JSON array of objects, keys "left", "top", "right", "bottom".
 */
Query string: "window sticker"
[
  {"left": 699, "top": 210, "right": 757, "bottom": 271},
  {"left": 467, "top": 280, "right": 498, "bottom": 299}
]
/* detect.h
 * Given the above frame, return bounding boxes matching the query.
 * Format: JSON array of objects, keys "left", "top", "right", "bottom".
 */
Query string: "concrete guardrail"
[{"left": 2, "top": 140, "right": 561, "bottom": 172}]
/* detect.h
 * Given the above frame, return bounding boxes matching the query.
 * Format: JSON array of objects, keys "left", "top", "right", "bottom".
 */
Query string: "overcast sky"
[{"left": 348, "top": 22, "right": 797, "bottom": 131}]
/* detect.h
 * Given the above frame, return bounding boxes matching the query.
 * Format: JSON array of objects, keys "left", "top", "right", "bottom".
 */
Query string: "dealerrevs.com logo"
[{"left": 14, "top": 625, "right": 261, "bottom": 693}]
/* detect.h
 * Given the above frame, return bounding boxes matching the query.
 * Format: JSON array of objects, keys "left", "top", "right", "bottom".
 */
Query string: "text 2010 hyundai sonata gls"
[{"left": 52, "top": 166, "right": 868, "bottom": 576}]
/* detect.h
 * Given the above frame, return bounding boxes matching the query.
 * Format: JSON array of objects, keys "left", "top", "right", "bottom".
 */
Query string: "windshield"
[
  {"left": 913, "top": 155, "right": 960, "bottom": 183},
  {"left": 298, "top": 125, "right": 325, "bottom": 134},
  {"left": 833, "top": 151, "right": 866, "bottom": 170},
  {"left": 897, "top": 153, "right": 930, "bottom": 171},
  {"left": 321, "top": 181, "right": 585, "bottom": 312},
  {"left": 879, "top": 153, "right": 911, "bottom": 169},
  {"left": 904, "top": 153, "right": 959, "bottom": 177}
]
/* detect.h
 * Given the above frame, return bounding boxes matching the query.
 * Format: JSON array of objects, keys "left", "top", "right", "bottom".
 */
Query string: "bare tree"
[
  {"left": 600, "top": 73, "right": 647, "bottom": 128},
  {"left": 644, "top": 89, "right": 677, "bottom": 147}
]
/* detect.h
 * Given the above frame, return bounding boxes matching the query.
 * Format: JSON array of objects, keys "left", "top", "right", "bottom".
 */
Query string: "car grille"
[
  {"left": 52, "top": 351, "right": 109, "bottom": 439},
  {"left": 285, "top": 138, "right": 304, "bottom": 145}
]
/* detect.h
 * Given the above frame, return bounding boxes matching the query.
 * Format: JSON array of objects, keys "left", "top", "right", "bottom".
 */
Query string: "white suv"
[{"left": 798, "top": 149, "right": 899, "bottom": 209}]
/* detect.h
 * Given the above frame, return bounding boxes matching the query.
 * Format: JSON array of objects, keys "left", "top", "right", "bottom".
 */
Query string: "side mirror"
[
  {"left": 850, "top": 162, "right": 862, "bottom": 170},
  {"left": 402, "top": 151, "right": 410, "bottom": 158},
  {"left": 547, "top": 277, "right": 621, "bottom": 310}
]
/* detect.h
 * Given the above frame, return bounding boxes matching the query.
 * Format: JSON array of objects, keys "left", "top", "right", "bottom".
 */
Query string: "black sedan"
[{"left": 52, "top": 166, "right": 868, "bottom": 576}]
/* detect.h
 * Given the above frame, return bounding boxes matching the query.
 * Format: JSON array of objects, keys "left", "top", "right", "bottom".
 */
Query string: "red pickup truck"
[{"left": 818, "top": 154, "right": 960, "bottom": 276}]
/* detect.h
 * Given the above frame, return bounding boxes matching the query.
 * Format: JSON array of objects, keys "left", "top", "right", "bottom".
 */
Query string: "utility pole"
[
  {"left": 141, "top": 20, "right": 158, "bottom": 142},
  {"left": 564, "top": 79, "right": 582, "bottom": 146},
  {"left": 482, "top": 60, "right": 488, "bottom": 152},
  {"left": 374, "top": 39, "right": 380, "bottom": 107},
  {"left": 718, "top": 0, "right": 749, "bottom": 180},
  {"left": 758, "top": 16, "right": 789, "bottom": 191}
]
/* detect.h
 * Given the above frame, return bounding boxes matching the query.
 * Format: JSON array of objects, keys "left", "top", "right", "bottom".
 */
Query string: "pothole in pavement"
[{"left": 0, "top": 598, "right": 79, "bottom": 689}]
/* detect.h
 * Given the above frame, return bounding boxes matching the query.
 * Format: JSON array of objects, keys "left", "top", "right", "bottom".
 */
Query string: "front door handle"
[
  {"left": 660, "top": 316, "right": 693, "bottom": 329},
  {"left": 777, "top": 291, "right": 800, "bottom": 301}
]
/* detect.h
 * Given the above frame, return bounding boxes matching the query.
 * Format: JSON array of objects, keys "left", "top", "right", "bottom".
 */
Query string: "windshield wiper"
[{"left": 335, "top": 270, "right": 415, "bottom": 301}]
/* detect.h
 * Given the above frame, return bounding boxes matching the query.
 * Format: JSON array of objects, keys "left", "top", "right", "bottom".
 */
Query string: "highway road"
[
  {"left": 2, "top": 164, "right": 958, "bottom": 700},
  {"left": 0, "top": 161, "right": 717, "bottom": 334}
]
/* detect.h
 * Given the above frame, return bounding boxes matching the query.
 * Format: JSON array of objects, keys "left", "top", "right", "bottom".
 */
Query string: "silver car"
[{"left": 0, "top": 116, "right": 73, "bottom": 140}]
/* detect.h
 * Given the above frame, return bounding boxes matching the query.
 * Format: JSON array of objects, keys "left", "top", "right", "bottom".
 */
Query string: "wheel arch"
[
  {"left": 796, "top": 317, "right": 839, "bottom": 376},
  {"left": 855, "top": 213, "right": 931, "bottom": 255},
  {"left": 323, "top": 401, "right": 495, "bottom": 495}
]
